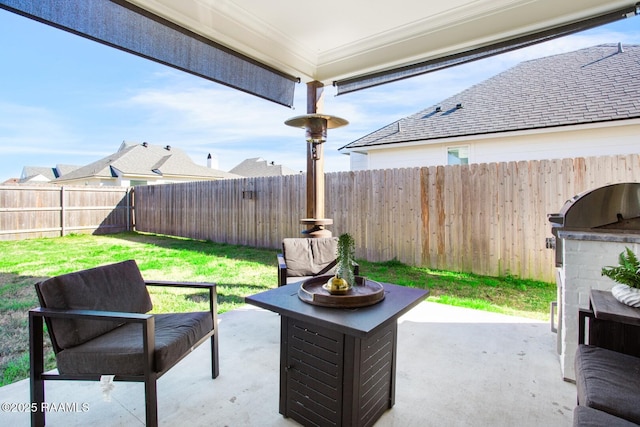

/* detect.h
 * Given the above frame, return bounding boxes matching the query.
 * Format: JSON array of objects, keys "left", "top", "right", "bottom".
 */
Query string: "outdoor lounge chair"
[
  {"left": 277, "top": 237, "right": 359, "bottom": 286},
  {"left": 29, "top": 259, "right": 219, "bottom": 427}
]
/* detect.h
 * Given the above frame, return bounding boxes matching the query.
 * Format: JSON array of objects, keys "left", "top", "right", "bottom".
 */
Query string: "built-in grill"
[
  {"left": 547, "top": 182, "right": 640, "bottom": 381},
  {"left": 548, "top": 182, "right": 640, "bottom": 267}
]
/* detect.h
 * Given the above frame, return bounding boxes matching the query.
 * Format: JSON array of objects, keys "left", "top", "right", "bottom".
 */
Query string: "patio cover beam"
[
  {"left": 0, "top": 0, "right": 298, "bottom": 107},
  {"left": 334, "top": 3, "right": 640, "bottom": 95}
]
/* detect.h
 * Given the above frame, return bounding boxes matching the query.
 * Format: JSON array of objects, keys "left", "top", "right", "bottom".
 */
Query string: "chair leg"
[
  {"left": 210, "top": 287, "right": 219, "bottom": 379},
  {"left": 211, "top": 334, "right": 219, "bottom": 379},
  {"left": 29, "top": 312, "right": 45, "bottom": 427},
  {"left": 145, "top": 375, "right": 158, "bottom": 427}
]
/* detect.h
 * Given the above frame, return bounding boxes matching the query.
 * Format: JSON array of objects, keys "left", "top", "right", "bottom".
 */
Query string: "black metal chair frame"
[{"left": 30, "top": 280, "right": 219, "bottom": 427}]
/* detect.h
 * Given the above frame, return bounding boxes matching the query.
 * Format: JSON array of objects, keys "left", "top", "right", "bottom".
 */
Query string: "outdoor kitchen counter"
[
  {"left": 558, "top": 229, "right": 640, "bottom": 243},
  {"left": 245, "top": 281, "right": 429, "bottom": 427},
  {"left": 554, "top": 228, "right": 640, "bottom": 381}
]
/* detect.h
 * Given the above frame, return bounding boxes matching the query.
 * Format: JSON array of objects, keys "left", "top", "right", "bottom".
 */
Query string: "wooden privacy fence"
[
  {"left": 134, "top": 154, "right": 640, "bottom": 283},
  {"left": 0, "top": 185, "right": 132, "bottom": 240},
  {"left": 3, "top": 155, "right": 639, "bottom": 281}
]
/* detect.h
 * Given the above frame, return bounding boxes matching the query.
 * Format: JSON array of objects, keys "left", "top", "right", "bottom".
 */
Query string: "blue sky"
[{"left": 0, "top": 10, "right": 638, "bottom": 183}]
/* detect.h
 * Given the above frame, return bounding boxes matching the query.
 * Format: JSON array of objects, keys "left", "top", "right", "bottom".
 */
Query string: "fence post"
[
  {"left": 128, "top": 187, "right": 134, "bottom": 231},
  {"left": 60, "top": 187, "right": 66, "bottom": 237}
]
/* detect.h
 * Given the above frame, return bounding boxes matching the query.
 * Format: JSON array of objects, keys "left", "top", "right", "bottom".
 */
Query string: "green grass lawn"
[
  {"left": 0, "top": 231, "right": 555, "bottom": 386},
  {"left": 357, "top": 258, "right": 556, "bottom": 318}
]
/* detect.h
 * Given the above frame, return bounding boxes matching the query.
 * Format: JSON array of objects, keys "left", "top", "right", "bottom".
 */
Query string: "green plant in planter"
[
  {"left": 335, "top": 233, "right": 356, "bottom": 288},
  {"left": 601, "top": 247, "right": 640, "bottom": 289}
]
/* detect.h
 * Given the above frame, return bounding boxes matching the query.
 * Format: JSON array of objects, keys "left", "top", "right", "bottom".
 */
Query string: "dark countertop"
[{"left": 591, "top": 289, "right": 640, "bottom": 326}]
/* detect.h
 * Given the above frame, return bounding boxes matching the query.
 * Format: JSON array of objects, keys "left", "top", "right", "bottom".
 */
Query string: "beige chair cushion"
[{"left": 282, "top": 238, "right": 338, "bottom": 277}]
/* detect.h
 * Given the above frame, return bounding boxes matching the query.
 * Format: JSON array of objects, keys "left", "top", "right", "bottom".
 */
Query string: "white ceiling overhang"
[
  {"left": 125, "top": 0, "right": 638, "bottom": 85},
  {"left": 1, "top": 0, "right": 638, "bottom": 105}
]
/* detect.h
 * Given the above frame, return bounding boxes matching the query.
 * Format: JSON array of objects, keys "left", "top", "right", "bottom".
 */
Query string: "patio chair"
[
  {"left": 277, "top": 237, "right": 359, "bottom": 286},
  {"left": 29, "top": 260, "right": 219, "bottom": 427}
]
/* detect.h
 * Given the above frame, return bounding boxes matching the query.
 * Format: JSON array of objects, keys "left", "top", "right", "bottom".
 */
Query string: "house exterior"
[
  {"left": 339, "top": 44, "right": 640, "bottom": 170},
  {"left": 44, "top": 142, "right": 239, "bottom": 187},
  {"left": 229, "top": 157, "right": 298, "bottom": 177}
]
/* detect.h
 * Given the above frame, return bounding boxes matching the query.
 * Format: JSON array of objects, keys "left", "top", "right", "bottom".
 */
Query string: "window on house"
[
  {"left": 447, "top": 146, "right": 469, "bottom": 165},
  {"left": 130, "top": 180, "right": 148, "bottom": 186}
]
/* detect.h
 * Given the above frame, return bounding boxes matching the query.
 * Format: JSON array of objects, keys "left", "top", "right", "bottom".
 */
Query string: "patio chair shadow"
[{"left": 108, "top": 231, "right": 278, "bottom": 268}]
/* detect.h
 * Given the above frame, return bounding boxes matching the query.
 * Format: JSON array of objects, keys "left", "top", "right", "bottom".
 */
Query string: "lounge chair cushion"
[
  {"left": 575, "top": 345, "right": 640, "bottom": 424},
  {"left": 36, "top": 260, "right": 153, "bottom": 349},
  {"left": 282, "top": 237, "right": 338, "bottom": 277},
  {"left": 573, "top": 406, "right": 640, "bottom": 427},
  {"left": 56, "top": 311, "right": 213, "bottom": 375}
]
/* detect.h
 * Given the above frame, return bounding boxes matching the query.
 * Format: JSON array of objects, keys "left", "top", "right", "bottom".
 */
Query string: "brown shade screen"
[{"left": 0, "top": 0, "right": 298, "bottom": 107}]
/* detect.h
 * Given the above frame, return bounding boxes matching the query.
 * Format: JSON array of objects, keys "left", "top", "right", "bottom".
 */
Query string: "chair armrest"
[
  {"left": 277, "top": 254, "right": 287, "bottom": 287},
  {"left": 277, "top": 254, "right": 287, "bottom": 270},
  {"left": 29, "top": 307, "right": 154, "bottom": 355},
  {"left": 353, "top": 261, "right": 360, "bottom": 276},
  {"left": 29, "top": 307, "right": 152, "bottom": 323},
  {"left": 144, "top": 281, "right": 218, "bottom": 317},
  {"left": 144, "top": 280, "right": 216, "bottom": 290},
  {"left": 29, "top": 307, "right": 156, "bottom": 381},
  {"left": 578, "top": 307, "right": 594, "bottom": 345}
]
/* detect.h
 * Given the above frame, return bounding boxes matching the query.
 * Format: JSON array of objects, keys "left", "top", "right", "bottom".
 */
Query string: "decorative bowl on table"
[{"left": 298, "top": 275, "right": 385, "bottom": 308}]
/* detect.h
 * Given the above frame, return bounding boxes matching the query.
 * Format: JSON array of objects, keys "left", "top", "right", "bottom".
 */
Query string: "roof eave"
[{"left": 342, "top": 117, "right": 640, "bottom": 151}]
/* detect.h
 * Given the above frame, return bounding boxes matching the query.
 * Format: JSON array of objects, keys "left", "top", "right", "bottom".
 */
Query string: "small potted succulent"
[
  {"left": 601, "top": 247, "right": 640, "bottom": 307},
  {"left": 327, "top": 233, "right": 356, "bottom": 294}
]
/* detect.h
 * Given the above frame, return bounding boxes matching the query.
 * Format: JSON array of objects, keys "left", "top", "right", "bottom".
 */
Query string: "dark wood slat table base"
[
  {"left": 579, "top": 290, "right": 640, "bottom": 357},
  {"left": 246, "top": 282, "right": 428, "bottom": 427}
]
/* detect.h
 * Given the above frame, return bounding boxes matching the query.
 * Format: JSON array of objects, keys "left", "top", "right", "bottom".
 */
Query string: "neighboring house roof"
[
  {"left": 341, "top": 44, "right": 640, "bottom": 150},
  {"left": 19, "top": 164, "right": 82, "bottom": 183},
  {"left": 229, "top": 157, "right": 298, "bottom": 177},
  {"left": 55, "top": 142, "right": 239, "bottom": 183},
  {"left": 55, "top": 164, "right": 82, "bottom": 176},
  {"left": 21, "top": 166, "right": 58, "bottom": 181}
]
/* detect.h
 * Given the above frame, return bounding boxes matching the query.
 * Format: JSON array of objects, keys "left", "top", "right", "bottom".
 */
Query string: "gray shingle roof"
[
  {"left": 342, "top": 44, "right": 640, "bottom": 150},
  {"left": 55, "top": 142, "right": 239, "bottom": 182},
  {"left": 21, "top": 166, "right": 58, "bottom": 180},
  {"left": 229, "top": 157, "right": 298, "bottom": 177},
  {"left": 19, "top": 164, "right": 82, "bottom": 183},
  {"left": 55, "top": 164, "right": 82, "bottom": 176}
]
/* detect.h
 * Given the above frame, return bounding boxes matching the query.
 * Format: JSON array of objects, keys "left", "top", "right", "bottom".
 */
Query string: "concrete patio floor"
[{"left": 0, "top": 301, "right": 576, "bottom": 426}]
